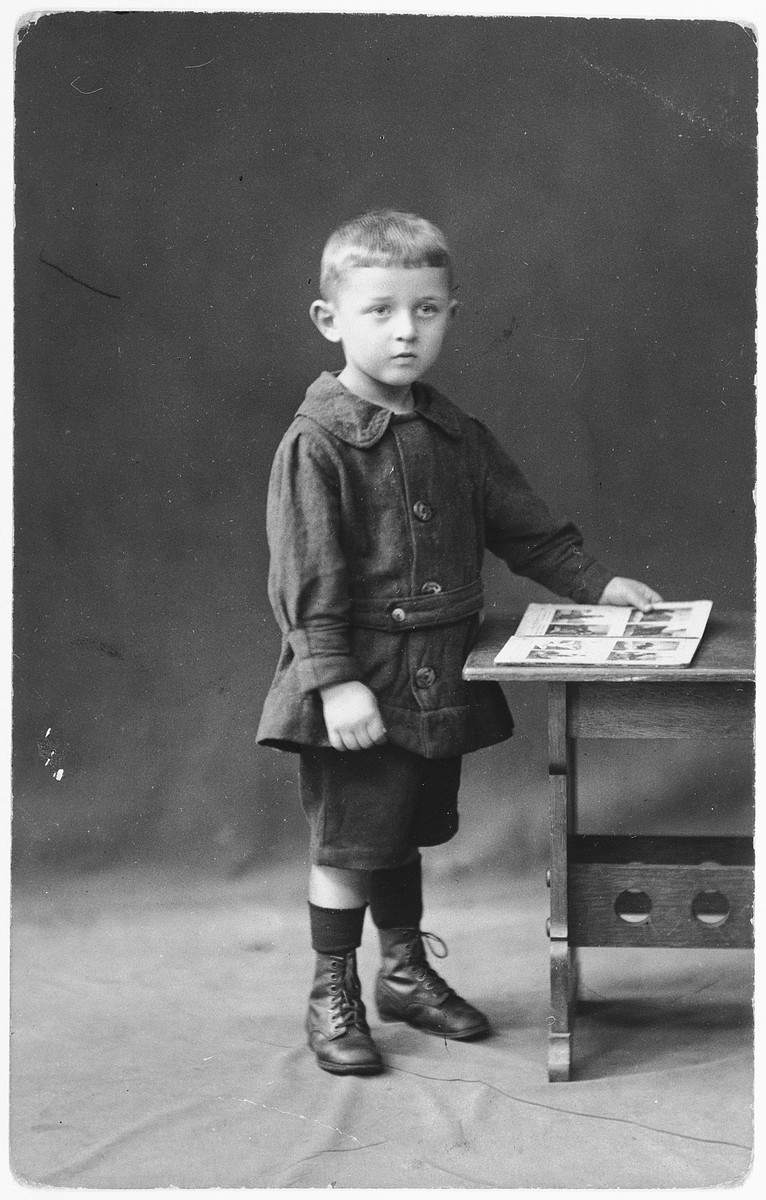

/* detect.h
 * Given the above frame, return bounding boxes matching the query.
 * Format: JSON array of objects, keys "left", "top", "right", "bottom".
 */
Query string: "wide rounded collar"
[{"left": 296, "top": 371, "right": 463, "bottom": 448}]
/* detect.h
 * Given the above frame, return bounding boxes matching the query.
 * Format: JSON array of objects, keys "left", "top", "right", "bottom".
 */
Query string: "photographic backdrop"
[{"left": 13, "top": 12, "right": 756, "bottom": 876}]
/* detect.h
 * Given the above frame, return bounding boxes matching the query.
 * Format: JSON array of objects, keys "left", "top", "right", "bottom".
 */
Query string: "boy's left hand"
[{"left": 598, "top": 577, "right": 663, "bottom": 611}]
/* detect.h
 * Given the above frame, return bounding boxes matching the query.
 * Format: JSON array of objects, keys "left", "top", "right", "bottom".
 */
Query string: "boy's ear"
[
  {"left": 310, "top": 299, "right": 343, "bottom": 343},
  {"left": 448, "top": 298, "right": 460, "bottom": 319}
]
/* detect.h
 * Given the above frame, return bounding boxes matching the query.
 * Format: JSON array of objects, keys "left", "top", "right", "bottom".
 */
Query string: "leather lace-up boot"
[
  {"left": 375, "top": 928, "right": 490, "bottom": 1040},
  {"left": 306, "top": 949, "right": 384, "bottom": 1075}
]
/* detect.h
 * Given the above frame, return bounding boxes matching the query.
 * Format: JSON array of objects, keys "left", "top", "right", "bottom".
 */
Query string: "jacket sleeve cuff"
[
  {"left": 288, "top": 627, "right": 361, "bottom": 695},
  {"left": 560, "top": 557, "right": 614, "bottom": 605},
  {"left": 295, "top": 653, "right": 361, "bottom": 694}
]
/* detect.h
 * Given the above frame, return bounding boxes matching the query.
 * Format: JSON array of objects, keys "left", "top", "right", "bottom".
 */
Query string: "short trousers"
[{"left": 299, "top": 742, "right": 463, "bottom": 870}]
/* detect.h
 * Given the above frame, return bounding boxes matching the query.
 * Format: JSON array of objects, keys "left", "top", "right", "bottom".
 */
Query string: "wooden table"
[{"left": 463, "top": 611, "right": 755, "bottom": 1081}]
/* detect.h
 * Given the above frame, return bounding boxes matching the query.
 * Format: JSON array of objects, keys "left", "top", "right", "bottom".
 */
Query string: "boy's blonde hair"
[{"left": 319, "top": 209, "right": 453, "bottom": 299}]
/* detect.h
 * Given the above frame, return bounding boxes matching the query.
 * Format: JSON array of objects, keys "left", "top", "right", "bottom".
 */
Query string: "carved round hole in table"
[
  {"left": 692, "top": 890, "right": 730, "bottom": 926},
  {"left": 614, "top": 889, "right": 652, "bottom": 924}
]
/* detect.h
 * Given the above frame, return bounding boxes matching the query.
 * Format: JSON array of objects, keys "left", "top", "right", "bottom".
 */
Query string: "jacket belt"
[{"left": 350, "top": 579, "right": 484, "bottom": 631}]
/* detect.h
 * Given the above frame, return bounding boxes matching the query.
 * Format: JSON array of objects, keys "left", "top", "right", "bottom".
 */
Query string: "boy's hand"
[
  {"left": 598, "top": 577, "right": 663, "bottom": 611},
  {"left": 320, "top": 681, "right": 388, "bottom": 752}
]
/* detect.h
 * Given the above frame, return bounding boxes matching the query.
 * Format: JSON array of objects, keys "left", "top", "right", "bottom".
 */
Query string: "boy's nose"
[{"left": 394, "top": 315, "right": 417, "bottom": 340}]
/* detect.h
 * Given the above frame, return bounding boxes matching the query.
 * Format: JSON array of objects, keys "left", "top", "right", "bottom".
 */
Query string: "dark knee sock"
[
  {"left": 309, "top": 902, "right": 366, "bottom": 955},
  {"left": 368, "top": 856, "right": 423, "bottom": 929}
]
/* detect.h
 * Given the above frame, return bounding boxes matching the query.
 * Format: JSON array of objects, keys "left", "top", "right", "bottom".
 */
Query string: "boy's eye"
[{"left": 418, "top": 304, "right": 439, "bottom": 315}]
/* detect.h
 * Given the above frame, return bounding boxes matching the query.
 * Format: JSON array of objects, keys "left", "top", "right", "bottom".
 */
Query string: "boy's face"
[{"left": 311, "top": 266, "right": 456, "bottom": 403}]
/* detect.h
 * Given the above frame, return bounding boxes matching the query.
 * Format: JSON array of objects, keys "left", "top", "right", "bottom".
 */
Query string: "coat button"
[
  {"left": 391, "top": 607, "right": 406, "bottom": 623},
  {"left": 415, "top": 667, "right": 436, "bottom": 688},
  {"left": 413, "top": 501, "right": 433, "bottom": 522},
  {"left": 420, "top": 581, "right": 442, "bottom": 594}
]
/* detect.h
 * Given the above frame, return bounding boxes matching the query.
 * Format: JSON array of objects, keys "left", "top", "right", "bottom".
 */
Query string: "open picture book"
[{"left": 494, "top": 601, "right": 713, "bottom": 667}]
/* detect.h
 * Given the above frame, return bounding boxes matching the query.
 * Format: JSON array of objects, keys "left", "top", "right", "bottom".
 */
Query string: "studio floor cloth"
[{"left": 10, "top": 862, "right": 753, "bottom": 1189}]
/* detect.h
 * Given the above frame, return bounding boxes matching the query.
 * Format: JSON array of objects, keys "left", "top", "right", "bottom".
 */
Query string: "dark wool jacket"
[{"left": 257, "top": 372, "right": 612, "bottom": 758}]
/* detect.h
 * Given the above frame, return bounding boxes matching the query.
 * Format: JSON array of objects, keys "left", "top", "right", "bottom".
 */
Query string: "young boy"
[{"left": 257, "top": 210, "right": 661, "bottom": 1075}]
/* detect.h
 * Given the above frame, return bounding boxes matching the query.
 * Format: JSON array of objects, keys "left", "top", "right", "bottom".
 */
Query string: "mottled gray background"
[{"left": 13, "top": 13, "right": 756, "bottom": 876}]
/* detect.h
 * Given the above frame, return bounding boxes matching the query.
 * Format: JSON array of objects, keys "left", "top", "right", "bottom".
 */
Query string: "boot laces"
[
  {"left": 328, "top": 955, "right": 366, "bottom": 1031},
  {"left": 409, "top": 931, "right": 451, "bottom": 993}
]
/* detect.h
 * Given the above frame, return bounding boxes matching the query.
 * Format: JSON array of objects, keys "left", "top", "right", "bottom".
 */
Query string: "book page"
[
  {"left": 512, "top": 600, "right": 711, "bottom": 641},
  {"left": 619, "top": 601, "right": 712, "bottom": 640},
  {"left": 494, "top": 635, "right": 698, "bottom": 667},
  {"left": 514, "top": 605, "right": 629, "bottom": 638},
  {"left": 494, "top": 600, "right": 712, "bottom": 666},
  {"left": 494, "top": 636, "right": 612, "bottom": 664},
  {"left": 603, "top": 638, "right": 697, "bottom": 666}
]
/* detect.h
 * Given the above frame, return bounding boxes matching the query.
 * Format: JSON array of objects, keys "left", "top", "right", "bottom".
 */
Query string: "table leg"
[{"left": 548, "top": 682, "right": 577, "bottom": 1081}]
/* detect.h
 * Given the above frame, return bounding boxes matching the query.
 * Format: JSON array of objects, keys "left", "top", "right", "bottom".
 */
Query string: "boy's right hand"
[{"left": 319, "top": 681, "right": 388, "bottom": 752}]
